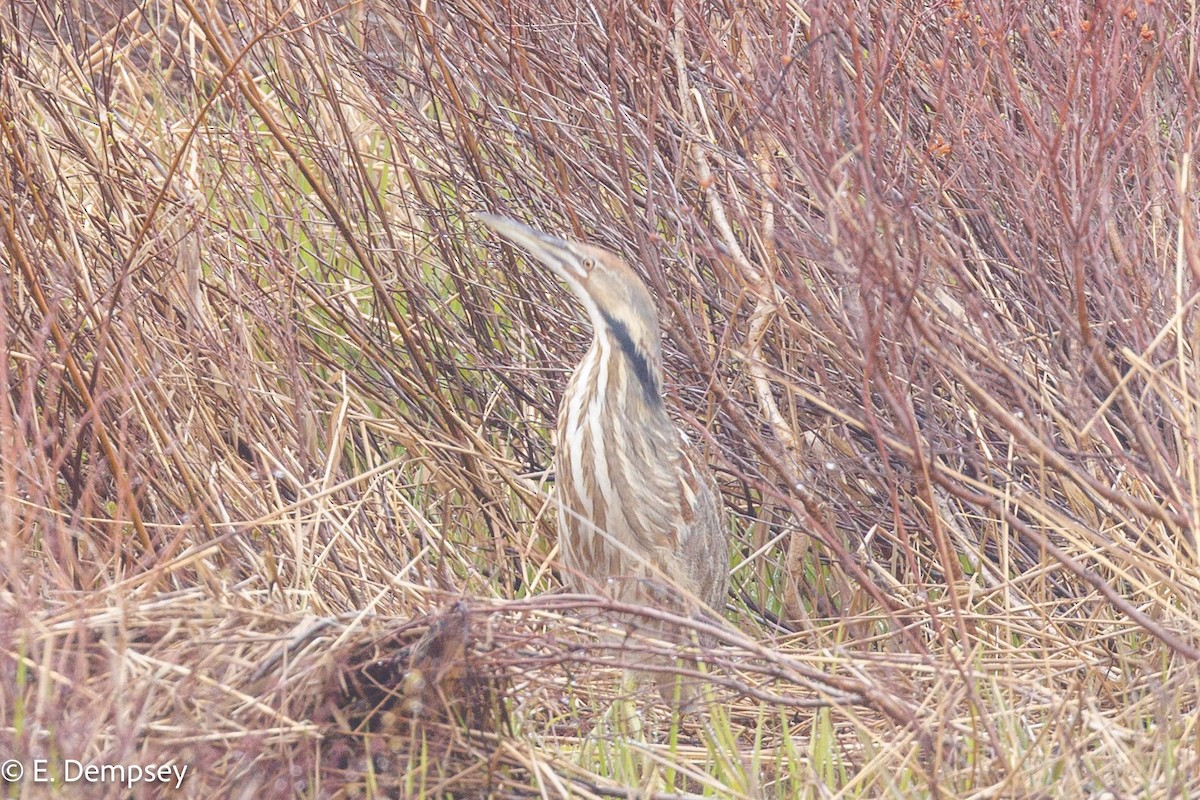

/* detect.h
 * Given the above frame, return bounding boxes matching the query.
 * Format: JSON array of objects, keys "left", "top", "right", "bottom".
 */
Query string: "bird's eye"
[{"left": 582, "top": 258, "right": 596, "bottom": 271}]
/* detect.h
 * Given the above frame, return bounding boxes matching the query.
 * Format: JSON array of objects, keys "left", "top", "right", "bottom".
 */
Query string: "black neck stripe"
[{"left": 600, "top": 311, "right": 661, "bottom": 406}]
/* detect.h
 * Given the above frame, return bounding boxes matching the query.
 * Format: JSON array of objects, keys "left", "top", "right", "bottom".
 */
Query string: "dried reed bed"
[{"left": 2, "top": 0, "right": 1198, "bottom": 796}]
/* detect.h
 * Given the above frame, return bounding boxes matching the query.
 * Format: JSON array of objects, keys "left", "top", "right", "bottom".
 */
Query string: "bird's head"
[{"left": 476, "top": 213, "right": 664, "bottom": 400}]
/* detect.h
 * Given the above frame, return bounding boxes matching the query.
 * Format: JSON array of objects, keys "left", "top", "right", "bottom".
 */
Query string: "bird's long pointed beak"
[{"left": 473, "top": 213, "right": 587, "bottom": 281}]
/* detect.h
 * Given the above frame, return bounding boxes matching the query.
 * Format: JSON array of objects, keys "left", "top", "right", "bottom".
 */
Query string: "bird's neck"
[
  {"left": 589, "top": 317, "right": 664, "bottom": 413},
  {"left": 597, "top": 311, "right": 672, "bottom": 410}
]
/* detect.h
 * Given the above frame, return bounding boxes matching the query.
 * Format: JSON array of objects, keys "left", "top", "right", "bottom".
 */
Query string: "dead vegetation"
[{"left": 2, "top": 0, "right": 1199, "bottom": 797}]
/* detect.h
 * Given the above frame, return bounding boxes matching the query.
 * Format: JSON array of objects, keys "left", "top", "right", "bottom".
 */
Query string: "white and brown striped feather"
[{"left": 554, "top": 328, "right": 728, "bottom": 615}]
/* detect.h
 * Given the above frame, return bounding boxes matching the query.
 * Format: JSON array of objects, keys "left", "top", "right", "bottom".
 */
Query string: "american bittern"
[{"left": 476, "top": 213, "right": 729, "bottom": 704}]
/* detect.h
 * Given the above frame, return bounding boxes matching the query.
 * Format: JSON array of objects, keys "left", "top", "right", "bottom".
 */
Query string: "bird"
[{"left": 475, "top": 212, "right": 729, "bottom": 706}]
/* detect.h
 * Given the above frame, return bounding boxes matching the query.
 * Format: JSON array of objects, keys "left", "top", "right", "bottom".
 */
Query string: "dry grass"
[{"left": 2, "top": 0, "right": 1199, "bottom": 797}]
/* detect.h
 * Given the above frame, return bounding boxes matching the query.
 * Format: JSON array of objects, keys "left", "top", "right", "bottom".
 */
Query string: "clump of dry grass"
[{"left": 2, "top": 0, "right": 1199, "bottom": 796}]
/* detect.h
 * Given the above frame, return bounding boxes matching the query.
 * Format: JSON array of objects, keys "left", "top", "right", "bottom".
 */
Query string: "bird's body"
[
  {"left": 476, "top": 213, "right": 729, "bottom": 704},
  {"left": 555, "top": 327, "right": 727, "bottom": 611}
]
